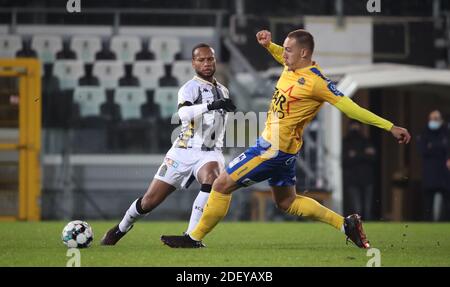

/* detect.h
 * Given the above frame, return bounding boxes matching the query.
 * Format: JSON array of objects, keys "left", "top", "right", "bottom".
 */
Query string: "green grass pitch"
[{"left": 0, "top": 221, "right": 449, "bottom": 267}]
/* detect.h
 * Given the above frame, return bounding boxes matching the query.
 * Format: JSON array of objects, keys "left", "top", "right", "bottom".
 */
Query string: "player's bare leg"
[
  {"left": 185, "top": 161, "right": 220, "bottom": 234},
  {"left": 101, "top": 179, "right": 176, "bottom": 246},
  {"left": 161, "top": 171, "right": 239, "bottom": 248},
  {"left": 271, "top": 185, "right": 370, "bottom": 248}
]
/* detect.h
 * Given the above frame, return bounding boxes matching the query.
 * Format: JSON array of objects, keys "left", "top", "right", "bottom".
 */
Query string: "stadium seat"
[
  {"left": 53, "top": 60, "right": 84, "bottom": 90},
  {"left": 71, "top": 35, "right": 102, "bottom": 63},
  {"left": 133, "top": 60, "right": 165, "bottom": 90},
  {"left": 32, "top": 35, "right": 62, "bottom": 63},
  {"left": 115, "top": 87, "right": 146, "bottom": 120},
  {"left": 110, "top": 35, "right": 141, "bottom": 63},
  {"left": 93, "top": 60, "right": 124, "bottom": 89},
  {"left": 154, "top": 87, "right": 178, "bottom": 118},
  {"left": 149, "top": 37, "right": 181, "bottom": 64},
  {"left": 172, "top": 60, "right": 194, "bottom": 84},
  {"left": 73, "top": 86, "right": 106, "bottom": 117},
  {"left": 0, "top": 35, "right": 22, "bottom": 58}
]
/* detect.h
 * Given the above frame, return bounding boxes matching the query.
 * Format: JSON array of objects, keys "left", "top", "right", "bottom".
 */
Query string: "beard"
[{"left": 196, "top": 68, "right": 215, "bottom": 79}]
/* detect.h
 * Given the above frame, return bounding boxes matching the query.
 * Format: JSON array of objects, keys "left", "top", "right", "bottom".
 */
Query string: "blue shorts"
[{"left": 226, "top": 137, "right": 298, "bottom": 187}]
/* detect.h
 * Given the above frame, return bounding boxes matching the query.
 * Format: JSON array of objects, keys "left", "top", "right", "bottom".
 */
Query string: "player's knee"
[
  {"left": 201, "top": 173, "right": 219, "bottom": 185},
  {"left": 212, "top": 177, "right": 226, "bottom": 192},
  {"left": 212, "top": 174, "right": 232, "bottom": 194},
  {"left": 275, "top": 197, "right": 295, "bottom": 212}
]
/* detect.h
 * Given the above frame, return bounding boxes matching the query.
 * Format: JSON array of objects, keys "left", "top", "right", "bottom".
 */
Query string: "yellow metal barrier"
[{"left": 0, "top": 58, "right": 41, "bottom": 221}]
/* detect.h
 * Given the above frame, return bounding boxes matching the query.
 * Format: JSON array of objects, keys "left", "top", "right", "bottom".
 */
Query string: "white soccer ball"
[{"left": 61, "top": 220, "right": 94, "bottom": 248}]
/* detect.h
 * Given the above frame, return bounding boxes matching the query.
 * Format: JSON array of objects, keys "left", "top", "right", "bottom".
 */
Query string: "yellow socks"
[
  {"left": 286, "top": 195, "right": 344, "bottom": 230},
  {"left": 190, "top": 190, "right": 232, "bottom": 241}
]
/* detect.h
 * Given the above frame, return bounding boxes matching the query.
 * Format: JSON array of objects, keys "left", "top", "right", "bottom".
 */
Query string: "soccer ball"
[{"left": 61, "top": 220, "right": 94, "bottom": 248}]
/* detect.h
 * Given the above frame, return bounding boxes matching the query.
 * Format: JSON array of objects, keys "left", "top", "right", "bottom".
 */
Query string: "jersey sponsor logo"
[
  {"left": 270, "top": 88, "right": 286, "bottom": 119},
  {"left": 310, "top": 67, "right": 327, "bottom": 80},
  {"left": 310, "top": 67, "right": 344, "bottom": 96},
  {"left": 165, "top": 158, "right": 179, "bottom": 169},
  {"left": 327, "top": 82, "right": 344, "bottom": 96},
  {"left": 158, "top": 164, "right": 168, "bottom": 177},
  {"left": 228, "top": 153, "right": 246, "bottom": 168}
]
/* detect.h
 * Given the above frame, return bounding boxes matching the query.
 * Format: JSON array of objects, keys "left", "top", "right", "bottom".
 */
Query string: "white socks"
[
  {"left": 118, "top": 190, "right": 211, "bottom": 234},
  {"left": 118, "top": 198, "right": 148, "bottom": 233},
  {"left": 185, "top": 191, "right": 210, "bottom": 234}
]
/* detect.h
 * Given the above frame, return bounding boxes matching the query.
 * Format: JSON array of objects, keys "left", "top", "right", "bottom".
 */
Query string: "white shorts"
[{"left": 154, "top": 147, "right": 225, "bottom": 189}]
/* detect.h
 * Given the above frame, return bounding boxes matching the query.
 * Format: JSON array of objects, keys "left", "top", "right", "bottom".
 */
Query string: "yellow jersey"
[{"left": 261, "top": 42, "right": 393, "bottom": 154}]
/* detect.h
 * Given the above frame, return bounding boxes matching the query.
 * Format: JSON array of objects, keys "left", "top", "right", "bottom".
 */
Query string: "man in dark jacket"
[
  {"left": 343, "top": 120, "right": 377, "bottom": 220},
  {"left": 417, "top": 110, "right": 450, "bottom": 221}
]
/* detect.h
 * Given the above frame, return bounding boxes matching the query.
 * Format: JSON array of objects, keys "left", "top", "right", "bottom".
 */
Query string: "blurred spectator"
[
  {"left": 56, "top": 40, "right": 76, "bottom": 60},
  {"left": 79, "top": 64, "right": 100, "bottom": 86},
  {"left": 417, "top": 110, "right": 450, "bottom": 221},
  {"left": 343, "top": 120, "right": 377, "bottom": 220},
  {"left": 119, "top": 64, "right": 140, "bottom": 86},
  {"left": 159, "top": 64, "right": 178, "bottom": 87},
  {"left": 16, "top": 38, "right": 37, "bottom": 58},
  {"left": 135, "top": 39, "right": 155, "bottom": 60},
  {"left": 96, "top": 39, "right": 116, "bottom": 60}
]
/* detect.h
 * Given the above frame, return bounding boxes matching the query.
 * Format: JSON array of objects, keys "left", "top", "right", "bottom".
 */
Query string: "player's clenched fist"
[{"left": 256, "top": 30, "right": 272, "bottom": 48}]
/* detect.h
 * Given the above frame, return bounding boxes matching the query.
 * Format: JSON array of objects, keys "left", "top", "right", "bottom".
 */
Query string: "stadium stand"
[
  {"left": 159, "top": 64, "right": 179, "bottom": 87},
  {"left": 0, "top": 35, "right": 22, "bottom": 58},
  {"left": 133, "top": 60, "right": 165, "bottom": 90},
  {"left": 149, "top": 36, "right": 181, "bottom": 64},
  {"left": 31, "top": 35, "right": 62, "bottom": 63},
  {"left": 53, "top": 60, "right": 84, "bottom": 90},
  {"left": 172, "top": 60, "right": 194, "bottom": 84},
  {"left": 154, "top": 87, "right": 178, "bottom": 118},
  {"left": 114, "top": 87, "right": 146, "bottom": 120},
  {"left": 93, "top": 60, "right": 124, "bottom": 89},
  {"left": 56, "top": 40, "right": 76, "bottom": 60},
  {"left": 71, "top": 35, "right": 102, "bottom": 63},
  {"left": 73, "top": 86, "right": 106, "bottom": 118},
  {"left": 119, "top": 64, "right": 140, "bottom": 87},
  {"left": 111, "top": 35, "right": 141, "bottom": 63}
]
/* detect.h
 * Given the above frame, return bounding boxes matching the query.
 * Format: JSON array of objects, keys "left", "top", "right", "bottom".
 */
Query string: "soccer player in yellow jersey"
[{"left": 161, "top": 29, "right": 411, "bottom": 249}]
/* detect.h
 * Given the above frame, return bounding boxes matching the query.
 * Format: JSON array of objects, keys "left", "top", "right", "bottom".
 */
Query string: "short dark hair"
[
  {"left": 192, "top": 43, "right": 212, "bottom": 59},
  {"left": 287, "top": 29, "right": 314, "bottom": 53}
]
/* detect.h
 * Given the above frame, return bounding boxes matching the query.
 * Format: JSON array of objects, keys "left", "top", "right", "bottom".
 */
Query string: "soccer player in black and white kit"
[{"left": 101, "top": 43, "right": 236, "bottom": 245}]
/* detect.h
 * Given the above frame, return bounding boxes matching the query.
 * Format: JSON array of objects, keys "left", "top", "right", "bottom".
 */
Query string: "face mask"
[{"left": 428, "top": 120, "right": 442, "bottom": 130}]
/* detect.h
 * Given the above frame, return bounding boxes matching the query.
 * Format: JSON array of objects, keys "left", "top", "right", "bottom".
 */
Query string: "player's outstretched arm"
[
  {"left": 312, "top": 69, "right": 411, "bottom": 145},
  {"left": 334, "top": 97, "right": 411, "bottom": 144},
  {"left": 256, "top": 30, "right": 285, "bottom": 65}
]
